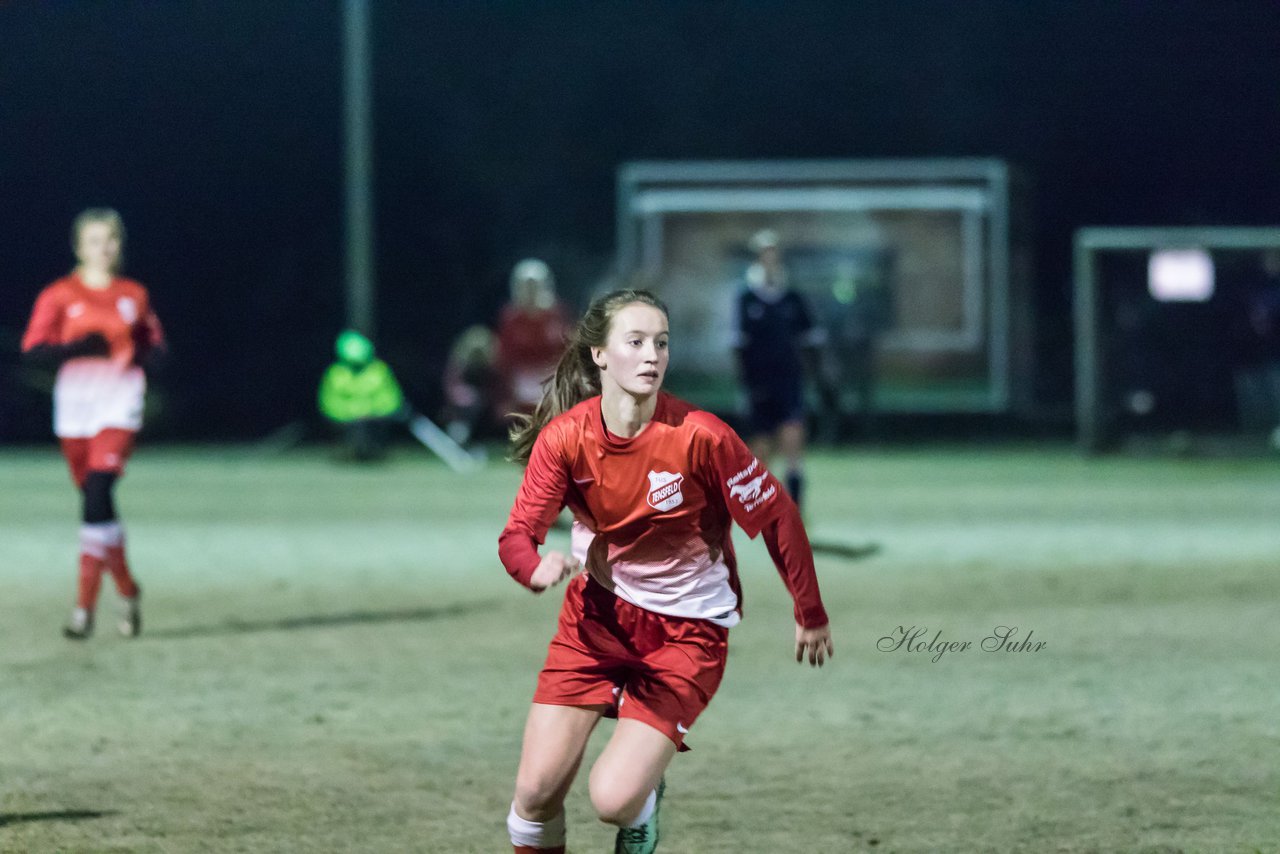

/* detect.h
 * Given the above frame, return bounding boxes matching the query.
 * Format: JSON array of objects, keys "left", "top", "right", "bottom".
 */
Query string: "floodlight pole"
[
  {"left": 342, "top": 0, "right": 375, "bottom": 338},
  {"left": 1073, "top": 237, "right": 1100, "bottom": 453}
]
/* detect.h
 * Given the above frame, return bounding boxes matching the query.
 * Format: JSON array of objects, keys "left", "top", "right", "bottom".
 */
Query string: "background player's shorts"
[
  {"left": 60, "top": 428, "right": 136, "bottom": 488},
  {"left": 746, "top": 379, "right": 806, "bottom": 436},
  {"left": 534, "top": 574, "right": 728, "bottom": 750}
]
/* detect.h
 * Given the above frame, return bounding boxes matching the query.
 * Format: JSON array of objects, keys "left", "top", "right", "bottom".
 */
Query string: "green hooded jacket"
[{"left": 318, "top": 356, "right": 405, "bottom": 423}]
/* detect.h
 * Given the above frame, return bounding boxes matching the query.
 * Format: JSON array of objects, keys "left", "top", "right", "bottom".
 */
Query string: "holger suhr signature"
[{"left": 877, "top": 625, "right": 1046, "bottom": 662}]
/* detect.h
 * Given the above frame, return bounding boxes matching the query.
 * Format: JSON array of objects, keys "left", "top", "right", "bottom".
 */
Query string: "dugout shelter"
[
  {"left": 615, "top": 159, "right": 1035, "bottom": 425},
  {"left": 1074, "top": 226, "right": 1280, "bottom": 453}
]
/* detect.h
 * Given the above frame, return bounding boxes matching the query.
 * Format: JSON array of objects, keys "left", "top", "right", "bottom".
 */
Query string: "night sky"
[{"left": 2, "top": 1, "right": 1278, "bottom": 439}]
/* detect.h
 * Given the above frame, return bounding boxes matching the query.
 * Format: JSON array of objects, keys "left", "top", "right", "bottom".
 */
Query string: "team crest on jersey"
[
  {"left": 67, "top": 303, "right": 86, "bottom": 318},
  {"left": 117, "top": 297, "right": 138, "bottom": 323},
  {"left": 646, "top": 470, "right": 685, "bottom": 512}
]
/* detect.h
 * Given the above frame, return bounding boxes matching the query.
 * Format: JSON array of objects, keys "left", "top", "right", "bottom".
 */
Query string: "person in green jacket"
[{"left": 318, "top": 330, "right": 406, "bottom": 461}]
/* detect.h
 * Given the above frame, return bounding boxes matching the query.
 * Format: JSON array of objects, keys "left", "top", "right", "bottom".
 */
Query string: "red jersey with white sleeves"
[
  {"left": 499, "top": 392, "right": 828, "bottom": 629},
  {"left": 21, "top": 274, "right": 165, "bottom": 438}
]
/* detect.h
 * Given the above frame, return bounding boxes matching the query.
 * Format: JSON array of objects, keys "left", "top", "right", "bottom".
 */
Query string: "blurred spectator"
[
  {"left": 442, "top": 324, "right": 497, "bottom": 445},
  {"left": 732, "top": 229, "right": 828, "bottom": 512},
  {"left": 822, "top": 257, "right": 892, "bottom": 441},
  {"left": 318, "top": 330, "right": 406, "bottom": 461},
  {"left": 1233, "top": 249, "right": 1280, "bottom": 448},
  {"left": 494, "top": 258, "right": 573, "bottom": 421}
]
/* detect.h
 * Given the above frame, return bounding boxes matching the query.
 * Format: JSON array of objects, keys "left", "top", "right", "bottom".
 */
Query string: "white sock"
[
  {"left": 507, "top": 803, "right": 565, "bottom": 848},
  {"left": 624, "top": 788, "right": 657, "bottom": 829},
  {"left": 80, "top": 521, "right": 123, "bottom": 556}
]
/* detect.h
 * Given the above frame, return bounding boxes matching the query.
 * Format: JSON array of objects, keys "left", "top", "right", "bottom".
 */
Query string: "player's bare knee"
[
  {"left": 512, "top": 775, "right": 564, "bottom": 821},
  {"left": 587, "top": 776, "right": 644, "bottom": 826}
]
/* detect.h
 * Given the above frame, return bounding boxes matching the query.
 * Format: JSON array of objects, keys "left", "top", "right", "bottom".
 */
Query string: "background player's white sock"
[{"left": 507, "top": 803, "right": 565, "bottom": 848}]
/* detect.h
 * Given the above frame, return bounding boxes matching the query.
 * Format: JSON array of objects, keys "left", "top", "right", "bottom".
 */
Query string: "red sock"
[
  {"left": 104, "top": 544, "right": 139, "bottom": 598},
  {"left": 513, "top": 847, "right": 564, "bottom": 854},
  {"left": 77, "top": 552, "right": 104, "bottom": 610}
]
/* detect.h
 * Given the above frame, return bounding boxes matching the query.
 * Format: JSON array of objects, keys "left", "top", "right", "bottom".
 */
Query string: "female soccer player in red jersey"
[
  {"left": 498, "top": 289, "right": 833, "bottom": 854},
  {"left": 21, "top": 208, "right": 166, "bottom": 640}
]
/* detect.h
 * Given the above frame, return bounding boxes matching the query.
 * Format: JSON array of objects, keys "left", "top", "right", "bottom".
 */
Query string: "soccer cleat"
[
  {"left": 118, "top": 588, "right": 142, "bottom": 638},
  {"left": 63, "top": 607, "right": 94, "bottom": 640},
  {"left": 614, "top": 777, "right": 665, "bottom": 854}
]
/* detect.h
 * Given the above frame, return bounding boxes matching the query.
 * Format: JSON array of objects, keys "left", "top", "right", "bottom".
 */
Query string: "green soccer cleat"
[{"left": 614, "top": 777, "right": 665, "bottom": 854}]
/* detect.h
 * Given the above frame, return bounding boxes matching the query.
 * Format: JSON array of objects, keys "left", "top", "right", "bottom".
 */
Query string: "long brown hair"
[{"left": 508, "top": 288, "right": 669, "bottom": 464}]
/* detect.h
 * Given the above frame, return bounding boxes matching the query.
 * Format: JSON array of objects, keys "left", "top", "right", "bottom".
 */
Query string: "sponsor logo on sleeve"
[
  {"left": 646, "top": 470, "right": 685, "bottom": 512},
  {"left": 727, "top": 457, "right": 777, "bottom": 512}
]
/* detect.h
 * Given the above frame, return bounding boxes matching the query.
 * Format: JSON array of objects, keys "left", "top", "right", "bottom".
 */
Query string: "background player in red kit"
[
  {"left": 493, "top": 258, "right": 574, "bottom": 420},
  {"left": 498, "top": 289, "right": 833, "bottom": 854},
  {"left": 21, "top": 208, "right": 166, "bottom": 640}
]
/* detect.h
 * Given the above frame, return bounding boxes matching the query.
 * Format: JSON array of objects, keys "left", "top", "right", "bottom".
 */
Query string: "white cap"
[{"left": 510, "top": 258, "right": 556, "bottom": 306}]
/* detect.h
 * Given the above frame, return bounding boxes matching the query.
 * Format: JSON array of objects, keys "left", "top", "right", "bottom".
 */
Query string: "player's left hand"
[{"left": 795, "top": 623, "right": 834, "bottom": 667}]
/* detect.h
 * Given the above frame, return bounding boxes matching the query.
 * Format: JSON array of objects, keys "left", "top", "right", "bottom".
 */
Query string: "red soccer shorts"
[
  {"left": 60, "top": 428, "right": 136, "bottom": 488},
  {"left": 533, "top": 574, "right": 729, "bottom": 749}
]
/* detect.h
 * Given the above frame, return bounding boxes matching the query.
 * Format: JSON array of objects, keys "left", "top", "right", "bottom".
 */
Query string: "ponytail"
[{"left": 507, "top": 288, "right": 668, "bottom": 464}]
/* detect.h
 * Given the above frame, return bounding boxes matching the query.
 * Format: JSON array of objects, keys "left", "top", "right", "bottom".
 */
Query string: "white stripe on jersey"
[{"left": 570, "top": 520, "right": 741, "bottom": 628}]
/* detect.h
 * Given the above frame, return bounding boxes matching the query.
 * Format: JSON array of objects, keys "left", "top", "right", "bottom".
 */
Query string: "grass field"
[{"left": 2, "top": 444, "right": 1278, "bottom": 853}]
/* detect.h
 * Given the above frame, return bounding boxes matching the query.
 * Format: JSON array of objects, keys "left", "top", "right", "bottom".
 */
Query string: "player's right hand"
[{"left": 529, "top": 550, "right": 581, "bottom": 592}]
